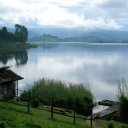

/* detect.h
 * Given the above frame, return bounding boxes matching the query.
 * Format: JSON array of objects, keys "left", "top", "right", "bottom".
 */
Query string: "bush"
[
  {"left": 118, "top": 79, "right": 128, "bottom": 123},
  {"left": 20, "top": 90, "right": 30, "bottom": 102},
  {"left": 0, "top": 123, "right": 5, "bottom": 128},
  {"left": 108, "top": 123, "right": 113, "bottom": 128},
  {"left": 119, "top": 95, "right": 128, "bottom": 123},
  {"left": 31, "top": 99, "right": 39, "bottom": 108}
]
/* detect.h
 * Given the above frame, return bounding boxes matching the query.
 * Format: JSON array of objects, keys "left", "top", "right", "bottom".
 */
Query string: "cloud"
[
  {"left": 0, "top": 0, "right": 125, "bottom": 30},
  {"left": 101, "top": 0, "right": 128, "bottom": 9}
]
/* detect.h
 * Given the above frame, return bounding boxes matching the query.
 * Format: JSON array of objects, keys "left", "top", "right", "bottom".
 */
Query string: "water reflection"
[
  {"left": 0, "top": 50, "right": 28, "bottom": 66},
  {"left": 41, "top": 42, "right": 58, "bottom": 49},
  {"left": 15, "top": 50, "right": 28, "bottom": 66},
  {"left": 0, "top": 55, "right": 10, "bottom": 65},
  {"left": 1, "top": 42, "right": 128, "bottom": 101}
]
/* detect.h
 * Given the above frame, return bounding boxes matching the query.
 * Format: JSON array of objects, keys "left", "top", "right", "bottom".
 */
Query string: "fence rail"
[{"left": 50, "top": 97, "right": 93, "bottom": 126}]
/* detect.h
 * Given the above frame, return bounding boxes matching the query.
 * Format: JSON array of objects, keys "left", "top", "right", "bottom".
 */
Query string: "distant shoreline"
[{"left": 31, "top": 41, "right": 128, "bottom": 45}]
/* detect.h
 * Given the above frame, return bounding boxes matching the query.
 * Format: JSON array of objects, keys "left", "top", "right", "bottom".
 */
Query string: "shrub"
[
  {"left": 0, "top": 123, "right": 5, "bottom": 128},
  {"left": 31, "top": 99, "right": 39, "bottom": 108},
  {"left": 119, "top": 95, "right": 128, "bottom": 123},
  {"left": 108, "top": 123, "right": 113, "bottom": 128},
  {"left": 118, "top": 79, "right": 128, "bottom": 123}
]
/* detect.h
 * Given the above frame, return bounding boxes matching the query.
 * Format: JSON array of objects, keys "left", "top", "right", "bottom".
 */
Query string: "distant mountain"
[
  {"left": 81, "top": 30, "right": 128, "bottom": 41},
  {"left": 6, "top": 26, "right": 128, "bottom": 42},
  {"left": 28, "top": 27, "right": 85, "bottom": 39},
  {"left": 28, "top": 28, "right": 128, "bottom": 43},
  {"left": 30, "top": 34, "right": 59, "bottom": 42}
]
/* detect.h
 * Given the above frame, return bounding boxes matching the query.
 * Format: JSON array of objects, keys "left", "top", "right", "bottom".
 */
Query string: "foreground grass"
[
  {"left": 98, "top": 119, "right": 128, "bottom": 128},
  {"left": 0, "top": 101, "right": 91, "bottom": 128}
]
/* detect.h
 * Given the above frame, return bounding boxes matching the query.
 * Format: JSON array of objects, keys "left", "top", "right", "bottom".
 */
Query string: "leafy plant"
[
  {"left": 108, "top": 123, "right": 114, "bottom": 128},
  {"left": 31, "top": 99, "right": 39, "bottom": 108},
  {"left": 0, "top": 122, "right": 5, "bottom": 128}
]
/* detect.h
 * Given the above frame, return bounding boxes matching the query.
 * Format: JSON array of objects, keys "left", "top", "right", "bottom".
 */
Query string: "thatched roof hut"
[{"left": 0, "top": 66, "right": 23, "bottom": 100}]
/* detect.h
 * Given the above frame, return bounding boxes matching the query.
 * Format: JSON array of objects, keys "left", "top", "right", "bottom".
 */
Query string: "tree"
[
  {"left": 15, "top": 24, "right": 28, "bottom": 43},
  {"left": 2, "top": 27, "right": 8, "bottom": 34},
  {"left": 1, "top": 27, "right": 8, "bottom": 39}
]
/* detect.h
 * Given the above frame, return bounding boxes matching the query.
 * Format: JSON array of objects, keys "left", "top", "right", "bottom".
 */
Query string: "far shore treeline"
[{"left": 0, "top": 24, "right": 28, "bottom": 43}]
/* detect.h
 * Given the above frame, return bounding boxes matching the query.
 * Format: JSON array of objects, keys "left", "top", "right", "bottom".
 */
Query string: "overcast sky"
[{"left": 0, "top": 0, "right": 128, "bottom": 30}]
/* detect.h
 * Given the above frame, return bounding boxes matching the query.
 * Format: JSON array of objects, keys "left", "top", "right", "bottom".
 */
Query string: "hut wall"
[
  {"left": 0, "top": 86, "right": 4, "bottom": 100},
  {"left": 0, "top": 82, "right": 16, "bottom": 100}
]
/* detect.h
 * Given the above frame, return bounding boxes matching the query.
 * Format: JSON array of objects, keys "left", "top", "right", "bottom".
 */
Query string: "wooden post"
[
  {"left": 90, "top": 105, "right": 93, "bottom": 127},
  {"left": 16, "top": 81, "right": 18, "bottom": 97},
  {"left": 27, "top": 91, "right": 30, "bottom": 113},
  {"left": 73, "top": 103, "right": 76, "bottom": 124},
  {"left": 51, "top": 97, "right": 54, "bottom": 119}
]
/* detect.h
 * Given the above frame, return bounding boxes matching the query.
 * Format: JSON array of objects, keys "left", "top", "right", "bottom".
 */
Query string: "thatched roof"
[{"left": 0, "top": 66, "right": 23, "bottom": 84}]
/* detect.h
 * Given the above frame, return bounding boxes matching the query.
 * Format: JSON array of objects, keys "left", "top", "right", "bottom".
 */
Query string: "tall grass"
[
  {"left": 118, "top": 79, "right": 128, "bottom": 123},
  {"left": 21, "top": 78, "right": 93, "bottom": 116}
]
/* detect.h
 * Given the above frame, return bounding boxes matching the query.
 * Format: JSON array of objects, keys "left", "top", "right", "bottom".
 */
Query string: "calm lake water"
[{"left": 1, "top": 42, "right": 128, "bottom": 101}]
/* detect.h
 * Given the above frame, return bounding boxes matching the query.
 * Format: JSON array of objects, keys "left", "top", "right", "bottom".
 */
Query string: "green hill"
[{"left": 0, "top": 101, "right": 91, "bottom": 128}]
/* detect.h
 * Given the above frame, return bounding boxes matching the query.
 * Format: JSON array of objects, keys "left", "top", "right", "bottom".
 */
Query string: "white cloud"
[
  {"left": 0, "top": 0, "right": 125, "bottom": 30},
  {"left": 44, "top": 0, "right": 85, "bottom": 7}
]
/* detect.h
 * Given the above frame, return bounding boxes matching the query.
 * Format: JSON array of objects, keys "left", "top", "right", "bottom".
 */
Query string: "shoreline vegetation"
[
  {"left": 0, "top": 78, "right": 128, "bottom": 128},
  {"left": 21, "top": 78, "right": 93, "bottom": 116},
  {"left": 0, "top": 41, "right": 37, "bottom": 54},
  {"left": 20, "top": 78, "right": 128, "bottom": 124}
]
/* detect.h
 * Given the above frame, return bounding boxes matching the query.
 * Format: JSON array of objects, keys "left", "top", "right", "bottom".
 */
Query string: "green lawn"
[
  {"left": 0, "top": 101, "right": 91, "bottom": 128},
  {"left": 98, "top": 119, "right": 128, "bottom": 128}
]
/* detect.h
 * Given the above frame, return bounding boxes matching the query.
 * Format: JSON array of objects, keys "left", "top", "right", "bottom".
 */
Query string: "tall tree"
[
  {"left": 15, "top": 24, "right": 28, "bottom": 43},
  {"left": 1, "top": 26, "right": 8, "bottom": 39},
  {"left": 2, "top": 27, "right": 8, "bottom": 34}
]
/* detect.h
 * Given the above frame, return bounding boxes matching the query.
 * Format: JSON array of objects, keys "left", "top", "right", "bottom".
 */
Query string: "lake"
[{"left": 1, "top": 42, "right": 128, "bottom": 101}]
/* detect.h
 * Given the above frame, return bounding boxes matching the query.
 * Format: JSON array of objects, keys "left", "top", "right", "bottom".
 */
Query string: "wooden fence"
[
  {"left": 50, "top": 97, "right": 93, "bottom": 126},
  {"left": 0, "top": 87, "right": 93, "bottom": 127}
]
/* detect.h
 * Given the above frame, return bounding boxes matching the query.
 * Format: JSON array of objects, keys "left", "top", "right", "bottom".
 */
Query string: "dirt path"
[{"left": 86, "top": 120, "right": 104, "bottom": 128}]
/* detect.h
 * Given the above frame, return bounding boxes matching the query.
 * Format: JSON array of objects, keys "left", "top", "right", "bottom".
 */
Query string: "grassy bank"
[
  {"left": 1, "top": 101, "right": 128, "bottom": 128},
  {"left": 0, "top": 101, "right": 91, "bottom": 128},
  {"left": 98, "top": 120, "right": 128, "bottom": 128}
]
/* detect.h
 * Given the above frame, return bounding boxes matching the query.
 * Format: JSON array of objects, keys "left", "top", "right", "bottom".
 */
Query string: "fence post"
[
  {"left": 16, "top": 81, "right": 18, "bottom": 97},
  {"left": 90, "top": 105, "right": 93, "bottom": 127},
  {"left": 73, "top": 102, "right": 76, "bottom": 124},
  {"left": 51, "top": 97, "right": 54, "bottom": 119},
  {"left": 27, "top": 91, "right": 31, "bottom": 113}
]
